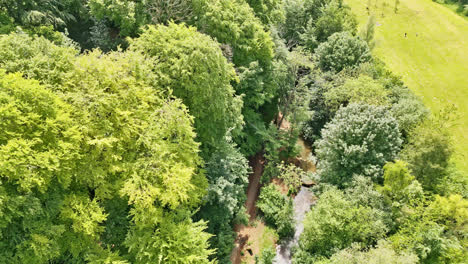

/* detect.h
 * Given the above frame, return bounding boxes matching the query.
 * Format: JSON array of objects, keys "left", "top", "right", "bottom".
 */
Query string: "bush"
[
  {"left": 400, "top": 118, "right": 453, "bottom": 191},
  {"left": 257, "top": 184, "right": 295, "bottom": 239},
  {"left": 277, "top": 162, "right": 305, "bottom": 195},
  {"left": 315, "top": 32, "right": 371, "bottom": 72},
  {"left": 0, "top": 32, "right": 77, "bottom": 88},
  {"left": 255, "top": 247, "right": 276, "bottom": 264},
  {"left": 297, "top": 185, "right": 388, "bottom": 258},
  {"left": 324, "top": 75, "right": 389, "bottom": 111},
  {"left": 315, "top": 103, "right": 402, "bottom": 187},
  {"left": 315, "top": 240, "right": 419, "bottom": 264}
]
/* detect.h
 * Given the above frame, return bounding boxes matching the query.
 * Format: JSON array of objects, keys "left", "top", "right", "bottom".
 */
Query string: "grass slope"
[{"left": 345, "top": 0, "right": 468, "bottom": 173}]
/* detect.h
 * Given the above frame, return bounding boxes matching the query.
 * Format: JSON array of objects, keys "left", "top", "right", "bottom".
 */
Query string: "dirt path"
[
  {"left": 230, "top": 113, "right": 305, "bottom": 264},
  {"left": 230, "top": 152, "right": 265, "bottom": 264}
]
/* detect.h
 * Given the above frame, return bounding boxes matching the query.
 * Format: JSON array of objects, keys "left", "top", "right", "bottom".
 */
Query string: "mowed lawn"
[{"left": 345, "top": 0, "right": 468, "bottom": 173}]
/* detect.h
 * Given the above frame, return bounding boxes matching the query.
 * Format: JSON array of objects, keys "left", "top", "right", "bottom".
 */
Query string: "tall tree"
[
  {"left": 129, "top": 23, "right": 244, "bottom": 154},
  {"left": 315, "top": 103, "right": 402, "bottom": 187}
]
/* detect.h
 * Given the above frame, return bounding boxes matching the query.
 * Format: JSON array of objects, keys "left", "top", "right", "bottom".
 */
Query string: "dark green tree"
[{"left": 315, "top": 32, "right": 372, "bottom": 72}]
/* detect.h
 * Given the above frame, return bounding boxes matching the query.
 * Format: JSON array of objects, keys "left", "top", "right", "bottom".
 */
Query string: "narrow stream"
[
  {"left": 274, "top": 138, "right": 316, "bottom": 263},
  {"left": 274, "top": 186, "right": 315, "bottom": 264}
]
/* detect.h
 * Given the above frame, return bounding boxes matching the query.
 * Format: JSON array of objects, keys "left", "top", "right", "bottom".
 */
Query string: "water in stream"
[
  {"left": 274, "top": 138, "right": 316, "bottom": 263},
  {"left": 274, "top": 186, "right": 315, "bottom": 264}
]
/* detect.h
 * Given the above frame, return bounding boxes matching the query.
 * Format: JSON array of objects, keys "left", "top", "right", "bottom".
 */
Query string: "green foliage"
[
  {"left": 277, "top": 162, "right": 305, "bottom": 195},
  {"left": 0, "top": 71, "right": 83, "bottom": 262},
  {"left": 324, "top": 75, "right": 389, "bottom": 110},
  {"left": 88, "top": 18, "right": 125, "bottom": 52},
  {"left": 0, "top": 71, "right": 80, "bottom": 192},
  {"left": 197, "top": 142, "right": 250, "bottom": 262},
  {"left": 301, "top": 71, "right": 336, "bottom": 144},
  {"left": 390, "top": 96, "right": 429, "bottom": 137},
  {"left": 427, "top": 195, "right": 468, "bottom": 246},
  {"left": 0, "top": 47, "right": 214, "bottom": 262},
  {"left": 296, "top": 183, "right": 388, "bottom": 259},
  {"left": 380, "top": 160, "right": 423, "bottom": 206},
  {"left": 255, "top": 247, "right": 276, "bottom": 264},
  {"left": 281, "top": 0, "right": 356, "bottom": 48},
  {"left": 129, "top": 23, "right": 243, "bottom": 153},
  {"left": 436, "top": 165, "right": 468, "bottom": 197},
  {"left": 311, "top": 1, "right": 357, "bottom": 43},
  {"left": 380, "top": 161, "right": 424, "bottom": 206},
  {"left": 0, "top": 11, "right": 15, "bottom": 34},
  {"left": 23, "top": 25, "right": 70, "bottom": 45},
  {"left": 280, "top": 0, "right": 309, "bottom": 47},
  {"left": 386, "top": 190, "right": 468, "bottom": 263},
  {"left": 315, "top": 103, "right": 402, "bottom": 187},
  {"left": 400, "top": 118, "right": 453, "bottom": 191},
  {"left": 246, "top": 0, "right": 286, "bottom": 25},
  {"left": 378, "top": 161, "right": 424, "bottom": 229},
  {"left": 0, "top": 33, "right": 78, "bottom": 88},
  {"left": 1, "top": 0, "right": 80, "bottom": 28},
  {"left": 389, "top": 208, "right": 467, "bottom": 263},
  {"left": 257, "top": 184, "right": 295, "bottom": 239},
  {"left": 124, "top": 216, "right": 215, "bottom": 264},
  {"left": 359, "top": 15, "right": 376, "bottom": 50},
  {"left": 192, "top": 0, "right": 279, "bottom": 155},
  {"left": 315, "top": 32, "right": 372, "bottom": 72},
  {"left": 193, "top": 0, "right": 274, "bottom": 67},
  {"left": 88, "top": 0, "right": 149, "bottom": 37},
  {"left": 203, "top": 143, "right": 250, "bottom": 220},
  {"left": 147, "top": 0, "right": 194, "bottom": 25},
  {"left": 315, "top": 240, "right": 419, "bottom": 264}
]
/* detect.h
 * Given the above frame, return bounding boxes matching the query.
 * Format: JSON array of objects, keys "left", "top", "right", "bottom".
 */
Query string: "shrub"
[
  {"left": 400, "top": 119, "right": 453, "bottom": 191},
  {"left": 297, "top": 185, "right": 388, "bottom": 258},
  {"left": 257, "top": 184, "right": 295, "bottom": 239},
  {"left": 315, "top": 240, "right": 419, "bottom": 264},
  {"left": 315, "top": 32, "right": 371, "bottom": 72}
]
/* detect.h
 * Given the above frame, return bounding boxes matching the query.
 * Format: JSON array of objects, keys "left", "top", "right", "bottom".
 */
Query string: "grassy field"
[{"left": 345, "top": 0, "right": 468, "bottom": 174}]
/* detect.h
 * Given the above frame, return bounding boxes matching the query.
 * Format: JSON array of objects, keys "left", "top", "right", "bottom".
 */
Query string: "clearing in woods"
[{"left": 345, "top": 0, "right": 468, "bottom": 174}]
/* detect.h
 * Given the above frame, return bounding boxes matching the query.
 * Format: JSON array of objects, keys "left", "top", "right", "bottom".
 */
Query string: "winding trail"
[
  {"left": 230, "top": 115, "right": 316, "bottom": 264},
  {"left": 230, "top": 152, "right": 265, "bottom": 264}
]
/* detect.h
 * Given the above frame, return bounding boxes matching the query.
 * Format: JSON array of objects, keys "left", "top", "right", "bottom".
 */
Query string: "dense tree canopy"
[
  {"left": 129, "top": 23, "right": 243, "bottom": 153},
  {"left": 0, "top": 0, "right": 465, "bottom": 263}
]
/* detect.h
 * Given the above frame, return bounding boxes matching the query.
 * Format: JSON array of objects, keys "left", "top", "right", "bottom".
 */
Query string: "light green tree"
[
  {"left": 295, "top": 185, "right": 388, "bottom": 259},
  {"left": 130, "top": 23, "right": 244, "bottom": 153},
  {"left": 324, "top": 75, "right": 389, "bottom": 110}
]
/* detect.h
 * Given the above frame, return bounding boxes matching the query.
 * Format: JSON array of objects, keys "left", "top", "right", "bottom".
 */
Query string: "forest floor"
[{"left": 345, "top": 0, "right": 468, "bottom": 174}]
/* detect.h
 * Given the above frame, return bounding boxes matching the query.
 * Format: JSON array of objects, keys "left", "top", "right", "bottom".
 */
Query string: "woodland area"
[{"left": 0, "top": 0, "right": 466, "bottom": 263}]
